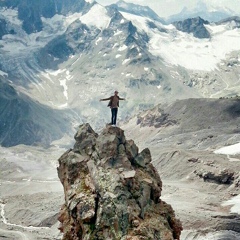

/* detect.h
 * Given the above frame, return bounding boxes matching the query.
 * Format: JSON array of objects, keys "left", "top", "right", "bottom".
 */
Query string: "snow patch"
[
  {"left": 0, "top": 70, "right": 8, "bottom": 76},
  {"left": 59, "top": 79, "right": 68, "bottom": 99},
  {"left": 214, "top": 143, "right": 240, "bottom": 155},
  {"left": 112, "top": 43, "right": 119, "bottom": 49},
  {"left": 144, "top": 67, "right": 149, "bottom": 71},
  {"left": 116, "top": 54, "right": 121, "bottom": 58},
  {"left": 114, "top": 30, "right": 123, "bottom": 36},
  {"left": 59, "top": 70, "right": 74, "bottom": 102},
  {"left": 58, "top": 103, "right": 68, "bottom": 109},
  {"left": 42, "top": 14, "right": 65, "bottom": 32},
  {"left": 66, "top": 70, "right": 73, "bottom": 80},
  {"left": 222, "top": 195, "right": 240, "bottom": 214},
  {"left": 80, "top": 4, "right": 111, "bottom": 30},
  {"left": 120, "top": 11, "right": 151, "bottom": 34},
  {"left": 122, "top": 58, "right": 130, "bottom": 65},
  {"left": 41, "top": 72, "right": 53, "bottom": 82},
  {"left": 95, "top": 37, "right": 102, "bottom": 45},
  {"left": 65, "top": 12, "right": 82, "bottom": 26},
  {"left": 42, "top": 69, "right": 72, "bottom": 105},
  {"left": 48, "top": 69, "right": 66, "bottom": 76},
  {"left": 118, "top": 45, "right": 127, "bottom": 51},
  {"left": 0, "top": 14, "right": 69, "bottom": 54},
  {"left": 0, "top": 8, "right": 22, "bottom": 25}
]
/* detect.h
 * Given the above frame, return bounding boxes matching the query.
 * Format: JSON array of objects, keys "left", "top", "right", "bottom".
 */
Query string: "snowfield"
[
  {"left": 80, "top": 4, "right": 111, "bottom": 29},
  {"left": 1, "top": 3, "right": 240, "bottom": 72},
  {"left": 214, "top": 142, "right": 240, "bottom": 155},
  {"left": 121, "top": 12, "right": 240, "bottom": 71}
]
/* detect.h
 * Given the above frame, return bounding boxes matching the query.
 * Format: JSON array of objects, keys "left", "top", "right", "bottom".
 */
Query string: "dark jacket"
[{"left": 101, "top": 95, "right": 125, "bottom": 108}]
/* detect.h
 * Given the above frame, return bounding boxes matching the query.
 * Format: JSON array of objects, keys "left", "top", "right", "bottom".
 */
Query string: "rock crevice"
[{"left": 57, "top": 123, "right": 182, "bottom": 240}]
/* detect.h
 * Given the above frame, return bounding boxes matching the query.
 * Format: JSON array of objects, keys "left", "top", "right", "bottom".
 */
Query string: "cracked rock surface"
[{"left": 57, "top": 123, "right": 182, "bottom": 240}]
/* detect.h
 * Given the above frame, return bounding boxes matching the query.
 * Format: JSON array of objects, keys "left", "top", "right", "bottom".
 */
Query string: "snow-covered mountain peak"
[
  {"left": 80, "top": 3, "right": 111, "bottom": 29},
  {"left": 1, "top": 0, "right": 240, "bottom": 147},
  {"left": 0, "top": 1, "right": 113, "bottom": 56},
  {"left": 121, "top": 11, "right": 240, "bottom": 71},
  {"left": 110, "top": 0, "right": 165, "bottom": 24},
  {"left": 167, "top": 1, "right": 233, "bottom": 23},
  {"left": 216, "top": 16, "right": 240, "bottom": 29},
  {"left": 202, "top": 1, "right": 234, "bottom": 15},
  {"left": 116, "top": 0, "right": 128, "bottom": 8}
]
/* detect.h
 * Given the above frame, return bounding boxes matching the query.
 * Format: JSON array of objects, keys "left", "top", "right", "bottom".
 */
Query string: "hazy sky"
[{"left": 96, "top": 0, "right": 240, "bottom": 18}]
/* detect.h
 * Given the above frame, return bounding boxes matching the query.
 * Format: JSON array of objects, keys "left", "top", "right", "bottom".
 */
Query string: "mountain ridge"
[
  {"left": 109, "top": 0, "right": 165, "bottom": 24},
  {"left": 0, "top": 78, "right": 71, "bottom": 147},
  {"left": 0, "top": 0, "right": 240, "bottom": 146},
  {"left": 0, "top": 0, "right": 93, "bottom": 34},
  {"left": 166, "top": 1, "right": 234, "bottom": 23}
]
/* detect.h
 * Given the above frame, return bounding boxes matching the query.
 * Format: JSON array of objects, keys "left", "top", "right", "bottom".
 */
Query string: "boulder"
[{"left": 195, "top": 168, "right": 235, "bottom": 184}]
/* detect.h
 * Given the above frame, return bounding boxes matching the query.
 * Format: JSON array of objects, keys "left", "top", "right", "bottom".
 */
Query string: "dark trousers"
[{"left": 111, "top": 108, "right": 118, "bottom": 125}]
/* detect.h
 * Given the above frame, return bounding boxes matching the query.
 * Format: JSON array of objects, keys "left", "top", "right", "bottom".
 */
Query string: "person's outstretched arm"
[
  {"left": 100, "top": 97, "right": 111, "bottom": 101},
  {"left": 119, "top": 97, "right": 126, "bottom": 100}
]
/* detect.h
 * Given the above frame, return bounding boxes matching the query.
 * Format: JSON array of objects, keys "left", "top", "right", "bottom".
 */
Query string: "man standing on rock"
[{"left": 100, "top": 91, "right": 125, "bottom": 126}]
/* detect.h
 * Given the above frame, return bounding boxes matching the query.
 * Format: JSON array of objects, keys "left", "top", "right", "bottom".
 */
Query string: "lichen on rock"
[{"left": 57, "top": 123, "right": 182, "bottom": 240}]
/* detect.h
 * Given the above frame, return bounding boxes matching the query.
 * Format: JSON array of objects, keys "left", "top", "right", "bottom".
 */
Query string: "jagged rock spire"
[{"left": 57, "top": 123, "right": 182, "bottom": 240}]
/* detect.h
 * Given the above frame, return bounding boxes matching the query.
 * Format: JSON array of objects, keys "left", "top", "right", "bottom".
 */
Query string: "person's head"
[{"left": 114, "top": 90, "right": 118, "bottom": 95}]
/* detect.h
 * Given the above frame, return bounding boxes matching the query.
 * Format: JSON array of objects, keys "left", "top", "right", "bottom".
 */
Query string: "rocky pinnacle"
[{"left": 57, "top": 123, "right": 182, "bottom": 240}]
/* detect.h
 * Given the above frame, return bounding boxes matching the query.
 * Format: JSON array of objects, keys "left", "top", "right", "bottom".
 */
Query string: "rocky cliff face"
[
  {"left": 0, "top": 0, "right": 90, "bottom": 34},
  {"left": 173, "top": 17, "right": 210, "bottom": 39},
  {"left": 0, "top": 18, "right": 8, "bottom": 39},
  {"left": 57, "top": 123, "right": 182, "bottom": 240}
]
